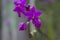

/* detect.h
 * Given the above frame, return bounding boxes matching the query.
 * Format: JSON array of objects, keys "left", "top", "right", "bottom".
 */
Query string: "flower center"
[
  {"left": 32, "top": 16, "right": 34, "bottom": 19},
  {"left": 18, "top": 5, "right": 20, "bottom": 6}
]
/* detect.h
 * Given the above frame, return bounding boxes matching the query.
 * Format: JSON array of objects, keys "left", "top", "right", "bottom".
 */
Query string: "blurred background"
[{"left": 0, "top": 0, "right": 60, "bottom": 40}]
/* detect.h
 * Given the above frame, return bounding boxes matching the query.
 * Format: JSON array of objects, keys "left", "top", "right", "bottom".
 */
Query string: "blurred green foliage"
[
  {"left": 0, "top": 0, "right": 2, "bottom": 30},
  {"left": 35, "top": 0, "right": 60, "bottom": 40}
]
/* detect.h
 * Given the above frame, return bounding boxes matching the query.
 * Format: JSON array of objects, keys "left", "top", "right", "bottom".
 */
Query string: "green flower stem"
[
  {"left": 27, "top": 23, "right": 30, "bottom": 33},
  {"left": 33, "top": 30, "right": 38, "bottom": 40},
  {"left": 47, "top": 10, "right": 54, "bottom": 40},
  {"left": 27, "top": 22, "right": 32, "bottom": 39},
  {"left": 36, "top": 29, "right": 49, "bottom": 40}
]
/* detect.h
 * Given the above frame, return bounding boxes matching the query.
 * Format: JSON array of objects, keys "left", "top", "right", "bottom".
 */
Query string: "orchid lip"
[
  {"left": 17, "top": 5, "right": 20, "bottom": 6},
  {"left": 32, "top": 16, "right": 34, "bottom": 19}
]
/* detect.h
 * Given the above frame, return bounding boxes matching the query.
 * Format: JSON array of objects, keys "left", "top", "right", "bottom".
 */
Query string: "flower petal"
[
  {"left": 13, "top": 6, "right": 21, "bottom": 12},
  {"left": 35, "top": 10, "right": 42, "bottom": 16},
  {"left": 14, "top": 0, "right": 26, "bottom": 6},
  {"left": 24, "top": 11, "right": 32, "bottom": 16},
  {"left": 14, "top": 1, "right": 21, "bottom": 6},
  {"left": 27, "top": 16, "right": 32, "bottom": 21},
  {"left": 32, "top": 19, "right": 42, "bottom": 29},
  {"left": 13, "top": 5, "right": 25, "bottom": 17},
  {"left": 20, "top": 0, "right": 27, "bottom": 4},
  {"left": 31, "top": 6, "right": 35, "bottom": 12},
  {"left": 19, "top": 22, "right": 27, "bottom": 31},
  {"left": 17, "top": 12, "right": 21, "bottom": 17}
]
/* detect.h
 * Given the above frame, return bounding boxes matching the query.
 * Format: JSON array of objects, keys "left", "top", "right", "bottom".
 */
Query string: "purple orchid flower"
[
  {"left": 19, "top": 22, "right": 27, "bottom": 31},
  {"left": 13, "top": 0, "right": 42, "bottom": 31},
  {"left": 13, "top": 0, "right": 27, "bottom": 17},
  {"left": 25, "top": 7, "right": 42, "bottom": 21},
  {"left": 25, "top": 7, "right": 42, "bottom": 28}
]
